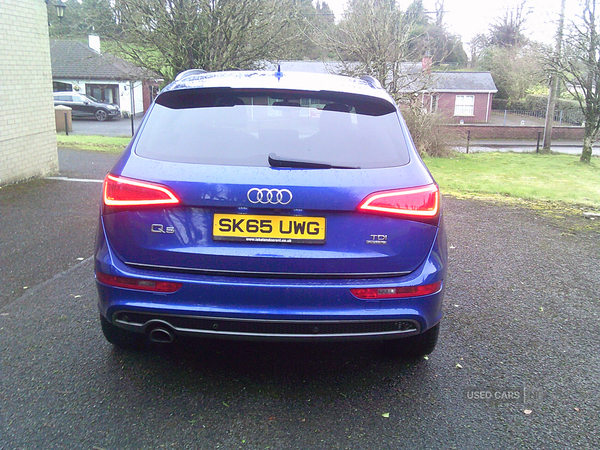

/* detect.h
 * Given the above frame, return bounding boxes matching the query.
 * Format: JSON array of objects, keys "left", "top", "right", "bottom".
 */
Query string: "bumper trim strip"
[{"left": 124, "top": 262, "right": 411, "bottom": 280}]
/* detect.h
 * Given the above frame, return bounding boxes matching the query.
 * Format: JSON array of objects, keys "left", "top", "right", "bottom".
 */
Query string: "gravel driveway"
[{"left": 1, "top": 150, "right": 599, "bottom": 448}]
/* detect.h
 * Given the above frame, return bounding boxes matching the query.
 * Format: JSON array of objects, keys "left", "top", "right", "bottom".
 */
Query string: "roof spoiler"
[
  {"left": 175, "top": 69, "right": 207, "bottom": 82},
  {"left": 360, "top": 75, "right": 382, "bottom": 89}
]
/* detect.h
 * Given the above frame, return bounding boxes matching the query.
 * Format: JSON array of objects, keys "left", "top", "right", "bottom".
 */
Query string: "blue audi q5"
[{"left": 95, "top": 69, "right": 447, "bottom": 357}]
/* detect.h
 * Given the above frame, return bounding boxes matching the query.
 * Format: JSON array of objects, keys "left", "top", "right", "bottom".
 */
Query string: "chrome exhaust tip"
[{"left": 148, "top": 327, "right": 175, "bottom": 344}]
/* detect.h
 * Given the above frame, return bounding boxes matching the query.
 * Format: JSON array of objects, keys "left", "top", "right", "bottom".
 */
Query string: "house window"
[
  {"left": 86, "top": 84, "right": 119, "bottom": 106},
  {"left": 454, "top": 95, "right": 475, "bottom": 116},
  {"left": 430, "top": 95, "right": 438, "bottom": 113},
  {"left": 53, "top": 81, "right": 72, "bottom": 92}
]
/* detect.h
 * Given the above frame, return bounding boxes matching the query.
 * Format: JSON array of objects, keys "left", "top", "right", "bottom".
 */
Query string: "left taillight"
[
  {"left": 357, "top": 184, "right": 440, "bottom": 221},
  {"left": 103, "top": 174, "right": 180, "bottom": 208},
  {"left": 96, "top": 272, "right": 182, "bottom": 293}
]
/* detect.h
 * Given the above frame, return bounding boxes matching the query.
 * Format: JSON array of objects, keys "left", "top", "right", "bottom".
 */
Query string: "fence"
[
  {"left": 489, "top": 110, "right": 585, "bottom": 127},
  {"left": 445, "top": 124, "right": 585, "bottom": 141}
]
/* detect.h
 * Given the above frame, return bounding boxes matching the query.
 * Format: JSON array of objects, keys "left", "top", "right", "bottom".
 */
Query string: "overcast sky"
[{"left": 323, "top": 0, "right": 579, "bottom": 47}]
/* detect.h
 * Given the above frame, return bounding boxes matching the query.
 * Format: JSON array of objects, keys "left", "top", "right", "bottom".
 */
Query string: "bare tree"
[
  {"left": 316, "top": 0, "right": 428, "bottom": 101},
  {"left": 434, "top": 0, "right": 444, "bottom": 28},
  {"left": 488, "top": 1, "right": 530, "bottom": 48},
  {"left": 110, "top": 0, "right": 299, "bottom": 82},
  {"left": 550, "top": 0, "right": 600, "bottom": 163},
  {"left": 468, "top": 33, "right": 488, "bottom": 66},
  {"left": 475, "top": 3, "right": 546, "bottom": 106},
  {"left": 477, "top": 44, "right": 545, "bottom": 102}
]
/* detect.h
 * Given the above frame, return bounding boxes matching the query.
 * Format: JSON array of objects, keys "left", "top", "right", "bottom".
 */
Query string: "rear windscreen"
[{"left": 135, "top": 88, "right": 410, "bottom": 168}]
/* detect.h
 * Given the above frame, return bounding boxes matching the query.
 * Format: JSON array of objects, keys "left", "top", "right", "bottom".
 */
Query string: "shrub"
[
  {"left": 526, "top": 85, "right": 549, "bottom": 96},
  {"left": 507, "top": 99, "right": 528, "bottom": 110},
  {"left": 523, "top": 94, "right": 581, "bottom": 112},
  {"left": 523, "top": 94, "right": 549, "bottom": 110},
  {"left": 492, "top": 98, "right": 509, "bottom": 110},
  {"left": 401, "top": 106, "right": 458, "bottom": 158}
]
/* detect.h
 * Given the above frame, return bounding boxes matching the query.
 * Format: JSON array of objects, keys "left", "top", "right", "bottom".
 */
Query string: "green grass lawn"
[
  {"left": 424, "top": 152, "right": 600, "bottom": 209},
  {"left": 57, "top": 134, "right": 131, "bottom": 153}
]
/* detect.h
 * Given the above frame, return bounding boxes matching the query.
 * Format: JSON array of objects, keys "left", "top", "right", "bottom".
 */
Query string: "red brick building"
[{"left": 418, "top": 72, "right": 498, "bottom": 123}]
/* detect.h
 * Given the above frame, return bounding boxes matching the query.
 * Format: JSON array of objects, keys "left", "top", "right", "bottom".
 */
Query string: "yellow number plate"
[{"left": 213, "top": 214, "right": 326, "bottom": 244}]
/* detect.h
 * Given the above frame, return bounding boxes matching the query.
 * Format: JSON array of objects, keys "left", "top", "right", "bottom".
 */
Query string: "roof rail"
[
  {"left": 359, "top": 75, "right": 382, "bottom": 89},
  {"left": 175, "top": 69, "right": 207, "bottom": 82}
]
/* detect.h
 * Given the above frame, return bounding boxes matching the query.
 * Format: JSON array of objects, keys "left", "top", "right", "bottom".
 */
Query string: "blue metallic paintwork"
[
  {"left": 96, "top": 70, "right": 447, "bottom": 340},
  {"left": 95, "top": 220, "right": 446, "bottom": 331},
  {"left": 103, "top": 209, "right": 438, "bottom": 275}
]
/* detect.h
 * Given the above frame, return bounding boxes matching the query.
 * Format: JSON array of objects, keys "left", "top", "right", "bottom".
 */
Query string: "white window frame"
[
  {"left": 430, "top": 94, "right": 439, "bottom": 113},
  {"left": 454, "top": 95, "right": 475, "bottom": 116}
]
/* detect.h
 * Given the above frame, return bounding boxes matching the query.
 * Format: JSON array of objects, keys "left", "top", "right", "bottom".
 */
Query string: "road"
[
  {"left": 1, "top": 149, "right": 599, "bottom": 449},
  {"left": 68, "top": 115, "right": 144, "bottom": 137}
]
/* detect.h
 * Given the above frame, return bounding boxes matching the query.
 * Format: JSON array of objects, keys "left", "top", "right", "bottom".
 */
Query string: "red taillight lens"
[
  {"left": 357, "top": 184, "right": 439, "bottom": 219},
  {"left": 350, "top": 281, "right": 442, "bottom": 299},
  {"left": 103, "top": 174, "right": 180, "bottom": 207},
  {"left": 96, "top": 272, "right": 182, "bottom": 293}
]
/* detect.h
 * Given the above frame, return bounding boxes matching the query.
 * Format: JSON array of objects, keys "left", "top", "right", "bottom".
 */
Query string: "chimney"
[
  {"left": 88, "top": 34, "right": 101, "bottom": 53},
  {"left": 421, "top": 54, "right": 432, "bottom": 74}
]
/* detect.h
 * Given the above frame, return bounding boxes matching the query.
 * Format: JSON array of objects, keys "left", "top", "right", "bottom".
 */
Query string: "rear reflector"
[
  {"left": 96, "top": 272, "right": 182, "bottom": 293},
  {"left": 103, "top": 174, "right": 180, "bottom": 207},
  {"left": 350, "top": 281, "right": 442, "bottom": 299},
  {"left": 357, "top": 184, "right": 439, "bottom": 218}
]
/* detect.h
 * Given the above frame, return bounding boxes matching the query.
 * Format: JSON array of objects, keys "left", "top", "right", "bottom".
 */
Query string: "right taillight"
[
  {"left": 351, "top": 281, "right": 443, "bottom": 299},
  {"left": 103, "top": 174, "right": 180, "bottom": 208},
  {"left": 357, "top": 184, "right": 440, "bottom": 221}
]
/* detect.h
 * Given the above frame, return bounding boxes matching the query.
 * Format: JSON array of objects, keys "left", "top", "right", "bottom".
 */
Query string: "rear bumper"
[
  {"left": 108, "top": 310, "right": 422, "bottom": 342},
  {"left": 95, "top": 222, "right": 447, "bottom": 342}
]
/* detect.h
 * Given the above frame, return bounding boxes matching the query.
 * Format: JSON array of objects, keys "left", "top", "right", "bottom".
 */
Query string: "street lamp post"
[{"left": 46, "top": 0, "right": 66, "bottom": 20}]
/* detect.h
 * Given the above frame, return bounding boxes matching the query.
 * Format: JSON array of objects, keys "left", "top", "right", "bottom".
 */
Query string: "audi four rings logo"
[{"left": 247, "top": 188, "right": 293, "bottom": 205}]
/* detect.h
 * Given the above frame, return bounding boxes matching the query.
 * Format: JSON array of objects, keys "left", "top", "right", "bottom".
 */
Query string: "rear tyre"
[
  {"left": 387, "top": 323, "right": 440, "bottom": 358},
  {"left": 100, "top": 315, "right": 146, "bottom": 350},
  {"left": 95, "top": 109, "right": 108, "bottom": 121}
]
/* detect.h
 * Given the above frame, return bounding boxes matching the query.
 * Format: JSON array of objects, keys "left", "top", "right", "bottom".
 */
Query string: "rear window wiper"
[{"left": 268, "top": 153, "right": 360, "bottom": 169}]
